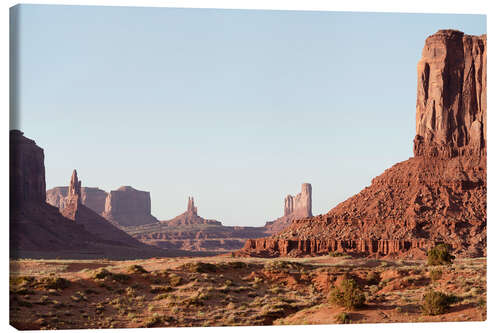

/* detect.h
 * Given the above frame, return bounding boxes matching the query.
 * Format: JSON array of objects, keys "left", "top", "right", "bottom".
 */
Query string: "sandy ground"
[{"left": 9, "top": 255, "right": 486, "bottom": 329}]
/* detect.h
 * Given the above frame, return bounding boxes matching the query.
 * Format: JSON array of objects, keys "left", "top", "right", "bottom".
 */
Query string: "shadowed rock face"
[
  {"left": 10, "top": 130, "right": 46, "bottom": 205},
  {"left": 238, "top": 30, "right": 487, "bottom": 259},
  {"left": 9, "top": 131, "right": 169, "bottom": 259},
  {"left": 414, "top": 30, "right": 486, "bottom": 158},
  {"left": 47, "top": 186, "right": 108, "bottom": 214},
  {"left": 102, "top": 186, "right": 158, "bottom": 227}
]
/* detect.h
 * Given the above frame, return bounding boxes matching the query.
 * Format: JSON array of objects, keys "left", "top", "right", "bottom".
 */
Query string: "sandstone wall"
[
  {"left": 102, "top": 186, "right": 158, "bottom": 227},
  {"left": 238, "top": 30, "right": 487, "bottom": 259},
  {"left": 284, "top": 183, "right": 312, "bottom": 218},
  {"left": 414, "top": 30, "right": 486, "bottom": 158},
  {"left": 10, "top": 130, "right": 46, "bottom": 204}
]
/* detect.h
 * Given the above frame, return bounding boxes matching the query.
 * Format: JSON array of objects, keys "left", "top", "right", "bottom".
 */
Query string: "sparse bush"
[
  {"left": 144, "top": 313, "right": 165, "bottom": 328},
  {"left": 328, "top": 278, "right": 365, "bottom": 310},
  {"left": 168, "top": 274, "right": 182, "bottom": 287},
  {"left": 128, "top": 265, "right": 148, "bottom": 274},
  {"left": 429, "top": 269, "right": 442, "bottom": 282},
  {"left": 38, "top": 277, "right": 70, "bottom": 290},
  {"left": 421, "top": 290, "right": 455, "bottom": 315},
  {"left": 181, "top": 262, "right": 217, "bottom": 273},
  {"left": 92, "top": 268, "right": 130, "bottom": 283},
  {"left": 329, "top": 252, "right": 347, "bottom": 257},
  {"left": 366, "top": 271, "right": 380, "bottom": 285},
  {"left": 150, "top": 285, "right": 173, "bottom": 294},
  {"left": 427, "top": 244, "right": 455, "bottom": 266},
  {"left": 336, "top": 312, "right": 351, "bottom": 324}
]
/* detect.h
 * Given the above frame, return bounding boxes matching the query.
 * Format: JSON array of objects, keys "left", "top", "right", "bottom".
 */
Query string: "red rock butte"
[{"left": 237, "top": 30, "right": 486, "bottom": 259}]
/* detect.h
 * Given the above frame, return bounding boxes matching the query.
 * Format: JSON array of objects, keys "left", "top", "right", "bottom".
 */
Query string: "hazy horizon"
[{"left": 11, "top": 4, "right": 486, "bottom": 226}]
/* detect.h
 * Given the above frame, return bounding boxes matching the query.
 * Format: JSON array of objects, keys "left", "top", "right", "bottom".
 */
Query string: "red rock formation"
[
  {"left": 10, "top": 130, "right": 46, "bottom": 204},
  {"left": 238, "top": 30, "right": 486, "bottom": 259},
  {"left": 124, "top": 197, "right": 268, "bottom": 253},
  {"left": 159, "top": 196, "right": 222, "bottom": 226},
  {"left": 264, "top": 183, "right": 313, "bottom": 234},
  {"left": 10, "top": 131, "right": 169, "bottom": 259},
  {"left": 414, "top": 30, "right": 486, "bottom": 158},
  {"left": 102, "top": 186, "right": 159, "bottom": 227},
  {"left": 47, "top": 186, "right": 108, "bottom": 214}
]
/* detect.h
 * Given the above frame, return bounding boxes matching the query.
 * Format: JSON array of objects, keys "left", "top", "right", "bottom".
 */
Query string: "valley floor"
[{"left": 9, "top": 255, "right": 486, "bottom": 329}]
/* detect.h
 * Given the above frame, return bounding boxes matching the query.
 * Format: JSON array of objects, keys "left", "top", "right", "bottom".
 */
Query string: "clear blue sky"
[{"left": 11, "top": 4, "right": 486, "bottom": 226}]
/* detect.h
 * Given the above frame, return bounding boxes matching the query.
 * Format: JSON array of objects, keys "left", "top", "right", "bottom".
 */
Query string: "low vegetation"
[
  {"left": 9, "top": 256, "right": 486, "bottom": 329},
  {"left": 427, "top": 244, "right": 455, "bottom": 266},
  {"left": 421, "top": 290, "right": 456, "bottom": 315},
  {"left": 328, "top": 277, "right": 366, "bottom": 310}
]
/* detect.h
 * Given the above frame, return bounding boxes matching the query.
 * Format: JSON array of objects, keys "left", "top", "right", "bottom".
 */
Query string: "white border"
[{"left": 2, "top": 1, "right": 497, "bottom": 333}]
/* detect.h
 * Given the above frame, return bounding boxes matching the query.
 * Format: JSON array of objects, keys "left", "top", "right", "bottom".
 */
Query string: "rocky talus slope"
[{"left": 238, "top": 30, "right": 486, "bottom": 258}]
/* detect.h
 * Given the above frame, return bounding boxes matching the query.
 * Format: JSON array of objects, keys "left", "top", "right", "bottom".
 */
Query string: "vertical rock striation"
[
  {"left": 414, "top": 30, "right": 486, "bottom": 158},
  {"left": 10, "top": 130, "right": 46, "bottom": 205},
  {"left": 238, "top": 30, "right": 487, "bottom": 258},
  {"left": 264, "top": 183, "right": 313, "bottom": 234}
]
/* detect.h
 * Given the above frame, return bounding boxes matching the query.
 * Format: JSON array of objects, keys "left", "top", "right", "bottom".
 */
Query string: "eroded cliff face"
[
  {"left": 10, "top": 130, "right": 46, "bottom": 205},
  {"left": 265, "top": 183, "right": 313, "bottom": 234},
  {"left": 238, "top": 30, "right": 486, "bottom": 259},
  {"left": 9, "top": 132, "right": 168, "bottom": 258},
  {"left": 102, "top": 186, "right": 158, "bottom": 227},
  {"left": 414, "top": 30, "right": 486, "bottom": 158},
  {"left": 284, "top": 183, "right": 312, "bottom": 218}
]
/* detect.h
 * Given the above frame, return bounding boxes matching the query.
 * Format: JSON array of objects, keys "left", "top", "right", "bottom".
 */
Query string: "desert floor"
[{"left": 9, "top": 255, "right": 486, "bottom": 329}]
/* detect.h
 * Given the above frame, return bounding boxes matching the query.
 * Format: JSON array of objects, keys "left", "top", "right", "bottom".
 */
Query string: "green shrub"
[
  {"left": 328, "top": 278, "right": 365, "bottom": 310},
  {"left": 421, "top": 290, "right": 455, "bottom": 315},
  {"left": 336, "top": 312, "right": 351, "bottom": 324},
  {"left": 429, "top": 269, "right": 442, "bottom": 281},
  {"left": 427, "top": 244, "right": 455, "bottom": 266}
]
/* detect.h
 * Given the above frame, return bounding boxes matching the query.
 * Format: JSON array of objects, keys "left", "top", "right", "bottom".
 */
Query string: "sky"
[{"left": 11, "top": 4, "right": 486, "bottom": 226}]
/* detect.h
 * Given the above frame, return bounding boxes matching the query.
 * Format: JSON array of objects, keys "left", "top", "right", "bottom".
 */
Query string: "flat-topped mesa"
[
  {"left": 10, "top": 130, "right": 46, "bottom": 205},
  {"left": 102, "top": 186, "right": 159, "bottom": 227},
  {"left": 284, "top": 183, "right": 312, "bottom": 218},
  {"left": 187, "top": 196, "right": 198, "bottom": 216},
  {"left": 414, "top": 29, "right": 487, "bottom": 158}
]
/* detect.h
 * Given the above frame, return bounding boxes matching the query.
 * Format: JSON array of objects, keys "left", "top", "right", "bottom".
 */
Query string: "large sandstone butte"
[
  {"left": 264, "top": 183, "right": 313, "bottom": 233},
  {"left": 9, "top": 130, "right": 170, "bottom": 259},
  {"left": 47, "top": 186, "right": 108, "bottom": 214},
  {"left": 102, "top": 186, "right": 159, "bottom": 227},
  {"left": 238, "top": 30, "right": 486, "bottom": 259}
]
